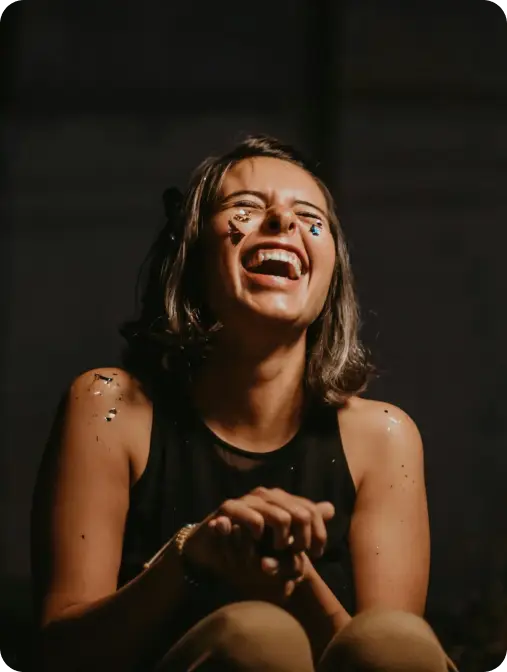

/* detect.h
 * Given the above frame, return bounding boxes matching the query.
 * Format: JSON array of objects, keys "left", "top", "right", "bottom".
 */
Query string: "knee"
[
  {"left": 321, "top": 609, "right": 447, "bottom": 672},
  {"left": 215, "top": 601, "right": 313, "bottom": 670}
]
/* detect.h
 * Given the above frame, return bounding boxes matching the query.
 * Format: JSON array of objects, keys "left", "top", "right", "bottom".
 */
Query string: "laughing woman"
[{"left": 31, "top": 135, "right": 453, "bottom": 671}]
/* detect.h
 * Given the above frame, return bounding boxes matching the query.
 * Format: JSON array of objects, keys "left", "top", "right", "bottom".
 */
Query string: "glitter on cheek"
[
  {"left": 233, "top": 209, "right": 251, "bottom": 224},
  {"left": 228, "top": 220, "right": 245, "bottom": 246}
]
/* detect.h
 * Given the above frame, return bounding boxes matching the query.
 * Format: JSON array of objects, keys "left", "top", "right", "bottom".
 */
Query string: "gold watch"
[{"left": 143, "top": 523, "right": 200, "bottom": 587}]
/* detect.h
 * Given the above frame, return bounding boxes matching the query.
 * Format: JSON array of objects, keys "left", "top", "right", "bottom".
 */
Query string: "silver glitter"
[{"left": 105, "top": 408, "right": 117, "bottom": 422}]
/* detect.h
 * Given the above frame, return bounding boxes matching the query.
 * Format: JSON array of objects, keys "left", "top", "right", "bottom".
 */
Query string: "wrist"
[
  {"left": 174, "top": 524, "right": 201, "bottom": 587},
  {"left": 145, "top": 524, "right": 202, "bottom": 589}
]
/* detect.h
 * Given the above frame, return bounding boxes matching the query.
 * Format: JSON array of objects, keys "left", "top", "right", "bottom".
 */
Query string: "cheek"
[
  {"left": 204, "top": 217, "right": 238, "bottom": 275},
  {"left": 312, "top": 237, "right": 337, "bottom": 286},
  {"left": 325, "top": 250, "right": 337, "bottom": 284},
  {"left": 201, "top": 238, "right": 239, "bottom": 312}
]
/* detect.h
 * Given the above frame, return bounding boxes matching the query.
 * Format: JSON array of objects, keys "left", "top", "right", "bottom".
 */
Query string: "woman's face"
[{"left": 202, "top": 157, "right": 337, "bottom": 337}]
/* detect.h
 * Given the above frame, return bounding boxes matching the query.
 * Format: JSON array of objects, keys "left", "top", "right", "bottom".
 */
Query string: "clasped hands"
[{"left": 184, "top": 487, "right": 335, "bottom": 603}]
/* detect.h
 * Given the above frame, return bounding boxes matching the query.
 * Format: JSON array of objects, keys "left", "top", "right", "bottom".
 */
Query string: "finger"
[
  {"left": 291, "top": 551, "right": 306, "bottom": 576},
  {"left": 281, "top": 504, "right": 312, "bottom": 552},
  {"left": 256, "top": 489, "right": 320, "bottom": 553},
  {"left": 308, "top": 502, "right": 335, "bottom": 557},
  {"left": 218, "top": 500, "right": 265, "bottom": 540},
  {"left": 316, "top": 501, "right": 335, "bottom": 521},
  {"left": 261, "top": 556, "right": 280, "bottom": 575},
  {"left": 213, "top": 523, "right": 235, "bottom": 572},
  {"left": 241, "top": 495, "right": 292, "bottom": 550},
  {"left": 208, "top": 516, "right": 232, "bottom": 535},
  {"left": 278, "top": 551, "right": 305, "bottom": 581},
  {"left": 217, "top": 516, "right": 233, "bottom": 535},
  {"left": 284, "top": 579, "right": 297, "bottom": 599},
  {"left": 219, "top": 523, "right": 253, "bottom": 574},
  {"left": 270, "top": 494, "right": 333, "bottom": 556}
]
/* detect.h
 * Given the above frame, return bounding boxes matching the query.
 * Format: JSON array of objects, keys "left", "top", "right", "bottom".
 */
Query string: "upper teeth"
[{"left": 246, "top": 249, "right": 303, "bottom": 279}]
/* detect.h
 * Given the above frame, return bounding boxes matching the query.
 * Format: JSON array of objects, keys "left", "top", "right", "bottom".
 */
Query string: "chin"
[{"left": 241, "top": 297, "right": 312, "bottom": 331}]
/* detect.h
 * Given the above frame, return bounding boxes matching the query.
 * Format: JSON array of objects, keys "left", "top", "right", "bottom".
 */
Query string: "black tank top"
[{"left": 118, "top": 380, "right": 357, "bottom": 648}]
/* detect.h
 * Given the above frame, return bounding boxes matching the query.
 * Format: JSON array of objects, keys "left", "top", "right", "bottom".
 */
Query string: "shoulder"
[
  {"left": 338, "top": 397, "right": 423, "bottom": 490},
  {"left": 66, "top": 367, "right": 153, "bottom": 469},
  {"left": 69, "top": 367, "right": 148, "bottom": 406}
]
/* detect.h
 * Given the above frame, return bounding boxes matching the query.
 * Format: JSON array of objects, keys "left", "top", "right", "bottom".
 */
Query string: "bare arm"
[
  {"left": 287, "top": 400, "right": 430, "bottom": 659},
  {"left": 348, "top": 402, "right": 430, "bottom": 614},
  {"left": 287, "top": 557, "right": 352, "bottom": 660},
  {"left": 31, "top": 369, "right": 190, "bottom": 672}
]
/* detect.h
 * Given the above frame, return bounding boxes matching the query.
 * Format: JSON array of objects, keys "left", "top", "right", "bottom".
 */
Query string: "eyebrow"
[{"left": 221, "top": 190, "right": 328, "bottom": 221}]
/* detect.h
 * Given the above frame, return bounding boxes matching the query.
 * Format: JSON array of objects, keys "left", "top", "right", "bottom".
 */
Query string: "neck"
[{"left": 191, "top": 333, "right": 308, "bottom": 452}]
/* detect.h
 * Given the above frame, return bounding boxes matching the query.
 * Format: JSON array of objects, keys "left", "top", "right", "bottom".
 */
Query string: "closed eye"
[
  {"left": 233, "top": 200, "right": 263, "bottom": 209},
  {"left": 297, "top": 211, "right": 320, "bottom": 218},
  {"left": 297, "top": 212, "right": 323, "bottom": 224}
]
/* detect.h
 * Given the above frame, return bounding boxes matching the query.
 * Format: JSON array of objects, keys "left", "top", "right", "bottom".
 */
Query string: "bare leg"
[
  {"left": 154, "top": 601, "right": 315, "bottom": 672},
  {"left": 318, "top": 609, "right": 451, "bottom": 672}
]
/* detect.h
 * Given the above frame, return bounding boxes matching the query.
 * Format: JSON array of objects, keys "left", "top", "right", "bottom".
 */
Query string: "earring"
[
  {"left": 233, "top": 209, "right": 251, "bottom": 224},
  {"left": 310, "top": 223, "right": 321, "bottom": 237}
]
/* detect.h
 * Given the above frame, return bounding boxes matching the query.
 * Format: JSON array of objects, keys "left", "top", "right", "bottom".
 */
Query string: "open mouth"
[{"left": 242, "top": 249, "right": 304, "bottom": 281}]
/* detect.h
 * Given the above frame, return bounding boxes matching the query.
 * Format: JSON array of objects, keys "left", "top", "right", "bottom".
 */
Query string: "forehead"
[{"left": 220, "top": 157, "right": 327, "bottom": 210}]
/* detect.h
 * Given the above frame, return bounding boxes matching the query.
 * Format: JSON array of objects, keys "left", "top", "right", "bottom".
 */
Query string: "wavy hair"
[{"left": 120, "top": 134, "right": 374, "bottom": 405}]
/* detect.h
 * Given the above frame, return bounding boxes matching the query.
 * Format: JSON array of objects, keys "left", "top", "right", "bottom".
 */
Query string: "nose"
[{"left": 263, "top": 207, "right": 297, "bottom": 236}]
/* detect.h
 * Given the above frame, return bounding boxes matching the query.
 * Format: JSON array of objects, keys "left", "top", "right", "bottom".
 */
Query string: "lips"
[
  {"left": 241, "top": 242, "right": 308, "bottom": 277},
  {"left": 245, "top": 249, "right": 302, "bottom": 280}
]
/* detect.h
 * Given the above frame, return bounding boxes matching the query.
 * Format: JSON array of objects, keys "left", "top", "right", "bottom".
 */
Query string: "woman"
[{"left": 31, "top": 135, "right": 453, "bottom": 671}]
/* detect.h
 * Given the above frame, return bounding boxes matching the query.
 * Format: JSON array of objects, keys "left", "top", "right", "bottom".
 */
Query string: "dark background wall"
[{"left": 1, "top": 1, "right": 506, "bottom": 669}]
